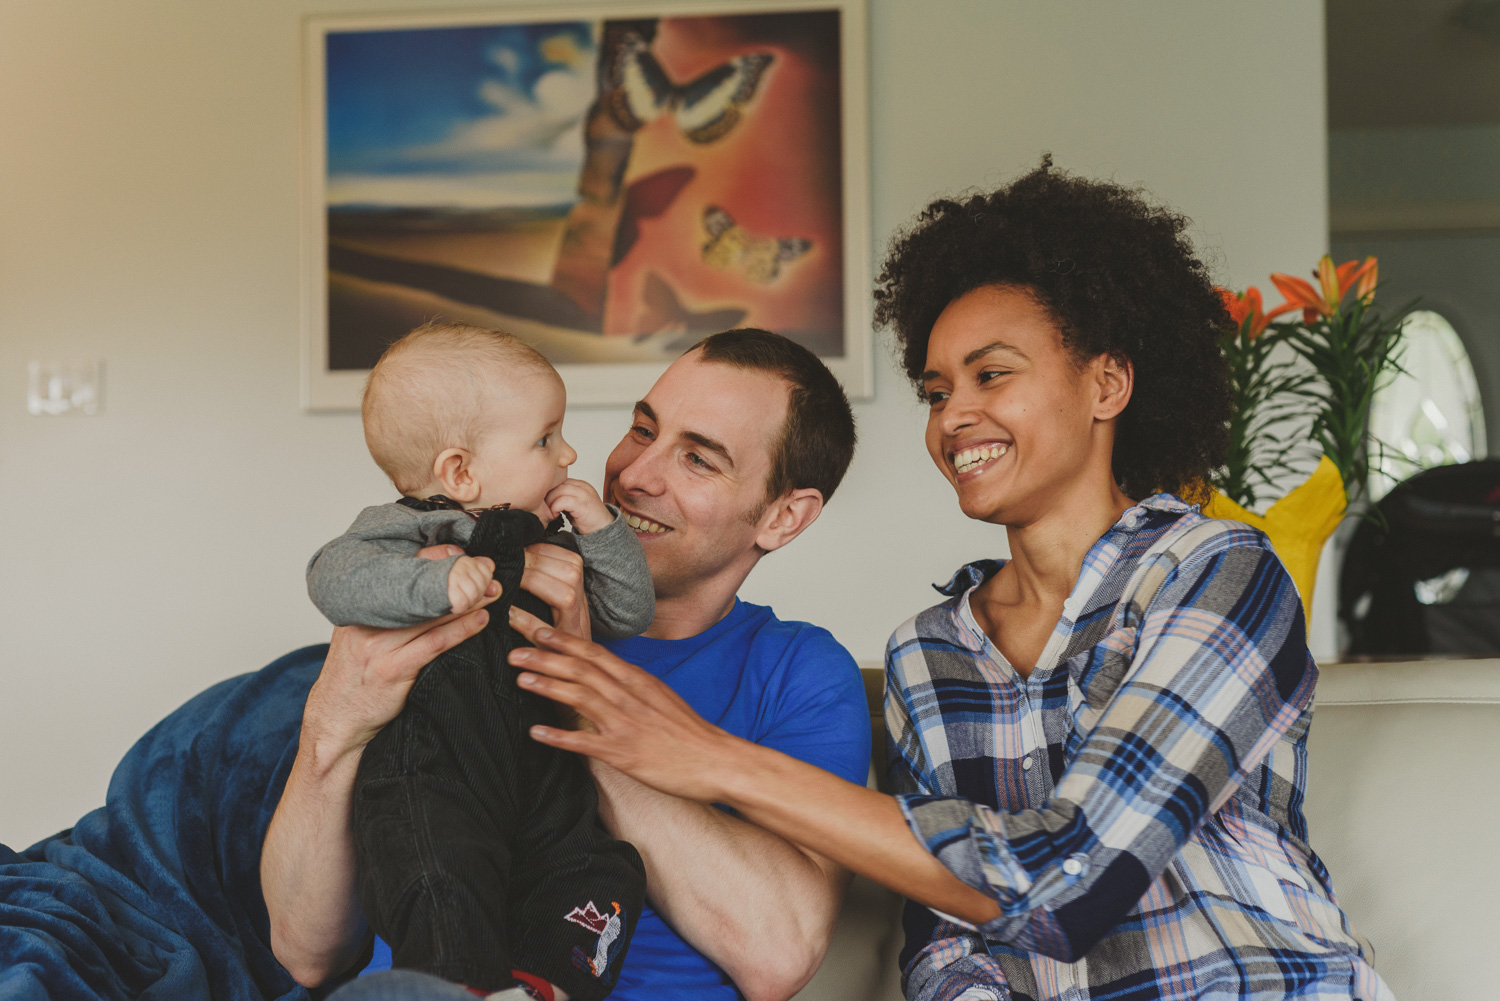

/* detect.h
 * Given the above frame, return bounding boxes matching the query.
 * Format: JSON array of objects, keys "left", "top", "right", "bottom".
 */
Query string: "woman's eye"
[
  {"left": 923, "top": 389, "right": 950, "bottom": 406},
  {"left": 977, "top": 369, "right": 1010, "bottom": 384}
]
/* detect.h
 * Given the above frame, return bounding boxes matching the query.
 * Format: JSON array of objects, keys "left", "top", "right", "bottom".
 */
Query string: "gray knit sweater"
[{"left": 306, "top": 502, "right": 654, "bottom": 638}]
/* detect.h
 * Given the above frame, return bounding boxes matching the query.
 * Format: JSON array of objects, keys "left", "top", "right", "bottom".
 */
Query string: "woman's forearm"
[
  {"left": 507, "top": 619, "right": 1002, "bottom": 926},
  {"left": 592, "top": 760, "right": 846, "bottom": 1001},
  {"left": 716, "top": 739, "right": 1001, "bottom": 925}
]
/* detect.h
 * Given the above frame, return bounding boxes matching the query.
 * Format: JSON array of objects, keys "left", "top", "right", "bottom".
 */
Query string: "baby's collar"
[{"left": 398, "top": 494, "right": 514, "bottom": 519}]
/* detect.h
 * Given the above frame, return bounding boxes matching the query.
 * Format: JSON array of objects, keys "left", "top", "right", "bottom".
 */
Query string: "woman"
[{"left": 512, "top": 159, "right": 1391, "bottom": 1001}]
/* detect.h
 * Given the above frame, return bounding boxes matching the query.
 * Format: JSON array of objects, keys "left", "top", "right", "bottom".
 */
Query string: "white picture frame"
[{"left": 302, "top": 0, "right": 871, "bottom": 410}]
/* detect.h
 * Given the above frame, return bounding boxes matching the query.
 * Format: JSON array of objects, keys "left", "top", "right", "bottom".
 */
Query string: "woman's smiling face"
[{"left": 922, "top": 284, "right": 1124, "bottom": 526}]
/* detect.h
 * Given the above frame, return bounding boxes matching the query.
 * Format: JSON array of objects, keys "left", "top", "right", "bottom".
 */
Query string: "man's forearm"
[
  {"left": 260, "top": 725, "right": 369, "bottom": 986},
  {"left": 590, "top": 760, "right": 847, "bottom": 1001}
]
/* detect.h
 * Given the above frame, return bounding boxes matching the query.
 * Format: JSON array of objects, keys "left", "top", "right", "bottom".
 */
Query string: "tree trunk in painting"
[{"left": 549, "top": 19, "right": 658, "bottom": 328}]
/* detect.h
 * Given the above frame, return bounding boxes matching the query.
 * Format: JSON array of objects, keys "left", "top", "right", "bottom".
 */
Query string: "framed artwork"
[{"left": 302, "top": 0, "right": 870, "bottom": 409}]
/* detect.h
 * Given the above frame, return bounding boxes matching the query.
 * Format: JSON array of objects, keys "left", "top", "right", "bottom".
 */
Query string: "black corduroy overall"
[{"left": 352, "top": 502, "right": 645, "bottom": 998}]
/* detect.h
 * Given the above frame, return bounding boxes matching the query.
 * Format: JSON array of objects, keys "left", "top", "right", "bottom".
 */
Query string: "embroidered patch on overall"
[{"left": 563, "top": 901, "right": 624, "bottom": 977}]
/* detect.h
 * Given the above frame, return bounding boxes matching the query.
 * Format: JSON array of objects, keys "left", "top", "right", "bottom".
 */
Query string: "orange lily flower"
[
  {"left": 1354, "top": 257, "right": 1379, "bottom": 300},
  {"left": 1218, "top": 286, "right": 1277, "bottom": 339},
  {"left": 1269, "top": 270, "right": 1325, "bottom": 325},
  {"left": 1270, "top": 255, "right": 1378, "bottom": 323}
]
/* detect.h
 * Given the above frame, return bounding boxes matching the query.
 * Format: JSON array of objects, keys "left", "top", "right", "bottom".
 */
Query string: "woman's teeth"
[
  {"left": 625, "top": 514, "right": 669, "bottom": 534},
  {"left": 954, "top": 444, "right": 1009, "bottom": 474}
]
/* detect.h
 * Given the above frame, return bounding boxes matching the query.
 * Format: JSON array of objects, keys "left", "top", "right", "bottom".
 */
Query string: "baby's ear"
[{"left": 434, "top": 448, "right": 480, "bottom": 503}]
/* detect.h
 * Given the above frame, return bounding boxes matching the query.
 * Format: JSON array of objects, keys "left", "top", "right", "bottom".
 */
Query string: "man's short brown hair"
[{"left": 692, "top": 329, "right": 857, "bottom": 506}]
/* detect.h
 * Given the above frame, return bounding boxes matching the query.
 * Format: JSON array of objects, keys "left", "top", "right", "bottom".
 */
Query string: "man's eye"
[
  {"left": 630, "top": 424, "right": 655, "bottom": 440},
  {"left": 687, "top": 452, "right": 712, "bottom": 469}
]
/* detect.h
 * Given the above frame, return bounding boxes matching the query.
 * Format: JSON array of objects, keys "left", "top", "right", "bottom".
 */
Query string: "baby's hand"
[
  {"left": 545, "top": 479, "right": 613, "bottom": 534},
  {"left": 447, "top": 555, "right": 496, "bottom": 614}
]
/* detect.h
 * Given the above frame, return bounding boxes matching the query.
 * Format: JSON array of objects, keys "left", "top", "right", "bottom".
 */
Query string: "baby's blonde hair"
[{"left": 362, "top": 322, "right": 555, "bottom": 494}]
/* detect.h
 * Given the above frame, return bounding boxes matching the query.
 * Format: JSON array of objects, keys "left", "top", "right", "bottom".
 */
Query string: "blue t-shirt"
[
  {"left": 364, "top": 599, "right": 871, "bottom": 999},
  {"left": 603, "top": 599, "right": 871, "bottom": 1001}
]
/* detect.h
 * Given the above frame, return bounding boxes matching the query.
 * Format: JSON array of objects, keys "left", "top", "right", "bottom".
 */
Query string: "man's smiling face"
[{"left": 603, "top": 350, "right": 791, "bottom": 602}]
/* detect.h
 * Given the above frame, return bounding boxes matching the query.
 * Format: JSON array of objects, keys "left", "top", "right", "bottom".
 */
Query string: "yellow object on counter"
[{"left": 1202, "top": 455, "right": 1347, "bottom": 623}]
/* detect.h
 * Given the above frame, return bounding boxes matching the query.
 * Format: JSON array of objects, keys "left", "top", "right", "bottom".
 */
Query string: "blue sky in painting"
[{"left": 325, "top": 21, "right": 596, "bottom": 208}]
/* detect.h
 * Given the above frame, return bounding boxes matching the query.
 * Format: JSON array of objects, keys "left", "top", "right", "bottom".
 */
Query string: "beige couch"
[{"left": 794, "top": 659, "right": 1500, "bottom": 1001}]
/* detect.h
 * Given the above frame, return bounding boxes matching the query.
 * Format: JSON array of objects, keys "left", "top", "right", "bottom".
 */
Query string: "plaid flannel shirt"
[{"left": 886, "top": 496, "right": 1393, "bottom": 1001}]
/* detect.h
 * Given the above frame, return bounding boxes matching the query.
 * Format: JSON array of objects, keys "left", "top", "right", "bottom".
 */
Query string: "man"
[{"left": 261, "top": 329, "right": 869, "bottom": 1001}]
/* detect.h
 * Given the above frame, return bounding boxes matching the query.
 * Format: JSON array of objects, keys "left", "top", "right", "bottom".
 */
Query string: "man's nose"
[{"left": 616, "top": 441, "right": 666, "bottom": 495}]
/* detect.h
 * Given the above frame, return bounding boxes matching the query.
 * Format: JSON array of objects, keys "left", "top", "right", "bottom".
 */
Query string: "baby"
[{"left": 306, "top": 322, "right": 650, "bottom": 1001}]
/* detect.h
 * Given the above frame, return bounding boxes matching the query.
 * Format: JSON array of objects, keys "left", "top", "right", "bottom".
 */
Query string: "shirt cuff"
[
  {"left": 897, "top": 793, "right": 1033, "bottom": 922},
  {"left": 573, "top": 503, "right": 625, "bottom": 538}
]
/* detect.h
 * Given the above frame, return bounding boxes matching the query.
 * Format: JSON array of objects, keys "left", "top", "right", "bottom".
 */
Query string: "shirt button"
[
  {"left": 1022, "top": 755, "right": 1034, "bottom": 771},
  {"left": 1062, "top": 857, "right": 1085, "bottom": 876}
]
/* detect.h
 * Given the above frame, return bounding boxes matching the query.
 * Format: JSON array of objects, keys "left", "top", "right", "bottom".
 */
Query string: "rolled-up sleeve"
[{"left": 886, "top": 642, "right": 1012, "bottom": 1001}]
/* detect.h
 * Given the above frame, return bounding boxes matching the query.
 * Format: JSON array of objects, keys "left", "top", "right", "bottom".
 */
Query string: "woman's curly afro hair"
[{"left": 873, "top": 156, "right": 1231, "bottom": 502}]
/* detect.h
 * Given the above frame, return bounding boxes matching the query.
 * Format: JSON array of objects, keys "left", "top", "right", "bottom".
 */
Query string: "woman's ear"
[
  {"left": 754, "top": 487, "right": 825, "bottom": 554},
  {"left": 433, "top": 448, "right": 480, "bottom": 504},
  {"left": 1092, "top": 353, "right": 1133, "bottom": 422}
]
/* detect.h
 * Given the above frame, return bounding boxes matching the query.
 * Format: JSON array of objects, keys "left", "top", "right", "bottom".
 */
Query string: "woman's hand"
[
  {"left": 507, "top": 607, "right": 741, "bottom": 802},
  {"left": 509, "top": 609, "right": 1001, "bottom": 927}
]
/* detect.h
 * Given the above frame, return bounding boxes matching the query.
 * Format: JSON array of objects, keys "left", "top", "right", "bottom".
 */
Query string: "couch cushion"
[{"left": 1304, "top": 659, "right": 1500, "bottom": 1001}]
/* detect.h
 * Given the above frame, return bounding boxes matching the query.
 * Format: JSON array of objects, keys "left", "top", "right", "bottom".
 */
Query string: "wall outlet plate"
[{"left": 28, "top": 360, "right": 103, "bottom": 416}]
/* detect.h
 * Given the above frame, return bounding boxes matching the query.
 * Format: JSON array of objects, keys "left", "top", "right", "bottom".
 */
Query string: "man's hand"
[
  {"left": 520, "top": 542, "right": 591, "bottom": 640},
  {"left": 545, "top": 478, "right": 614, "bottom": 535},
  {"left": 446, "top": 555, "right": 496, "bottom": 614},
  {"left": 304, "top": 544, "right": 497, "bottom": 765},
  {"left": 508, "top": 608, "right": 739, "bottom": 802},
  {"left": 263, "top": 544, "right": 497, "bottom": 986}
]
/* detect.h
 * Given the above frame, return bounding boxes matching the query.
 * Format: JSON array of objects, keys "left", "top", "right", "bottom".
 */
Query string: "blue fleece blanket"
[{"left": 0, "top": 645, "right": 330, "bottom": 1001}]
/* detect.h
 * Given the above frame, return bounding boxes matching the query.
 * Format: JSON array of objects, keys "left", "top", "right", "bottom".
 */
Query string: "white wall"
[{"left": 0, "top": 0, "right": 1329, "bottom": 850}]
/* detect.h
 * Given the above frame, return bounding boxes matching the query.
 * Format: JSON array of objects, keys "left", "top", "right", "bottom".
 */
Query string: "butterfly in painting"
[
  {"left": 611, "top": 166, "right": 696, "bottom": 267},
  {"left": 635, "top": 272, "right": 748, "bottom": 340},
  {"left": 605, "top": 31, "right": 774, "bottom": 144},
  {"left": 701, "top": 206, "right": 812, "bottom": 284}
]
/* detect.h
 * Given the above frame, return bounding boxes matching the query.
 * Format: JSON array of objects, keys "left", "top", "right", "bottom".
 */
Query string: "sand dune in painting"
[{"left": 326, "top": 205, "right": 748, "bottom": 370}]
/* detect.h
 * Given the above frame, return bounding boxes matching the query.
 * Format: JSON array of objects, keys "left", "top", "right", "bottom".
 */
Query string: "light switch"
[{"left": 28, "top": 360, "right": 103, "bottom": 415}]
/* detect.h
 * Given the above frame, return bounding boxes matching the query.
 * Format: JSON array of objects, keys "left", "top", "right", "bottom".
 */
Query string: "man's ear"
[
  {"left": 1092, "top": 353, "right": 1133, "bottom": 422},
  {"left": 433, "top": 448, "right": 480, "bottom": 504},
  {"left": 754, "top": 487, "right": 825, "bottom": 554}
]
